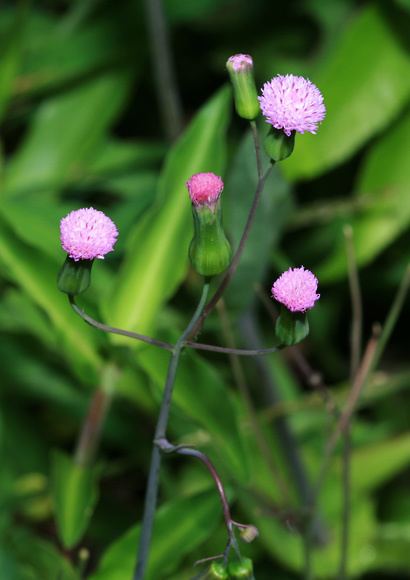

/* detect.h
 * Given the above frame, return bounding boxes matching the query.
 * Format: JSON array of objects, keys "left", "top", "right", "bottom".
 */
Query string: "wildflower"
[
  {"left": 272, "top": 266, "right": 320, "bottom": 313},
  {"left": 60, "top": 207, "right": 118, "bottom": 261},
  {"left": 186, "top": 173, "right": 231, "bottom": 277},
  {"left": 259, "top": 74, "right": 326, "bottom": 136},
  {"left": 186, "top": 172, "right": 224, "bottom": 208}
]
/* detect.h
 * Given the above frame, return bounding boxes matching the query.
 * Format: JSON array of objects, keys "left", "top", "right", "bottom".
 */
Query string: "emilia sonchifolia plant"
[{"left": 56, "top": 54, "right": 327, "bottom": 579}]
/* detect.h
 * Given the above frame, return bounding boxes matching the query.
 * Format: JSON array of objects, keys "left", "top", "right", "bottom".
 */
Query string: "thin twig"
[
  {"left": 155, "top": 436, "right": 253, "bottom": 563},
  {"left": 143, "top": 0, "right": 183, "bottom": 140},
  {"left": 344, "top": 225, "right": 363, "bottom": 379},
  {"left": 69, "top": 295, "right": 280, "bottom": 356},
  {"left": 74, "top": 363, "right": 119, "bottom": 467},
  {"left": 339, "top": 225, "right": 363, "bottom": 580}
]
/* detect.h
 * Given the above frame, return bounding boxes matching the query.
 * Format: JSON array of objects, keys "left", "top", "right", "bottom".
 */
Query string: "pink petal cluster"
[
  {"left": 259, "top": 74, "right": 326, "bottom": 136},
  {"left": 60, "top": 207, "right": 118, "bottom": 261},
  {"left": 272, "top": 266, "right": 320, "bottom": 312},
  {"left": 227, "top": 54, "right": 253, "bottom": 72},
  {"left": 186, "top": 172, "right": 224, "bottom": 207}
]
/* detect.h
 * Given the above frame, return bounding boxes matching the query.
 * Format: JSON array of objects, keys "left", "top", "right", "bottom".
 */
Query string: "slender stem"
[
  {"left": 186, "top": 341, "right": 280, "bottom": 356},
  {"left": 190, "top": 124, "right": 273, "bottom": 337},
  {"left": 69, "top": 296, "right": 173, "bottom": 351},
  {"left": 69, "top": 295, "right": 280, "bottom": 356},
  {"left": 134, "top": 282, "right": 210, "bottom": 580},
  {"left": 250, "top": 120, "right": 263, "bottom": 179},
  {"left": 74, "top": 363, "right": 118, "bottom": 467},
  {"left": 339, "top": 226, "right": 363, "bottom": 580},
  {"left": 344, "top": 226, "right": 363, "bottom": 379},
  {"left": 143, "top": 0, "right": 183, "bottom": 141}
]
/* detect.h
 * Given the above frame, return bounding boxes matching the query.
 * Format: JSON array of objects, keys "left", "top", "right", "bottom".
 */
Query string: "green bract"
[
  {"left": 57, "top": 256, "right": 93, "bottom": 296},
  {"left": 189, "top": 201, "right": 232, "bottom": 277}
]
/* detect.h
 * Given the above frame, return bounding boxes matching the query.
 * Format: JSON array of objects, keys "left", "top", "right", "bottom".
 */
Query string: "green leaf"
[
  {"left": 0, "top": 6, "right": 24, "bottom": 122},
  {"left": 245, "top": 489, "right": 376, "bottom": 577},
  {"left": 51, "top": 450, "right": 98, "bottom": 549},
  {"left": 105, "top": 87, "right": 231, "bottom": 339},
  {"left": 318, "top": 110, "right": 410, "bottom": 281},
  {"left": 283, "top": 6, "right": 410, "bottom": 180},
  {"left": 350, "top": 434, "right": 410, "bottom": 495},
  {"left": 90, "top": 490, "right": 220, "bottom": 580},
  {"left": 2, "top": 525, "right": 78, "bottom": 580},
  {"left": 0, "top": 218, "right": 101, "bottom": 381},
  {"left": 3, "top": 71, "right": 133, "bottom": 197}
]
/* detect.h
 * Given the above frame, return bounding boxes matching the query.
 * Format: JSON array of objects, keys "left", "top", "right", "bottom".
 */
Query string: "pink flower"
[
  {"left": 60, "top": 207, "right": 118, "bottom": 261},
  {"left": 272, "top": 266, "right": 320, "bottom": 312},
  {"left": 227, "top": 54, "right": 253, "bottom": 72},
  {"left": 186, "top": 172, "right": 224, "bottom": 207},
  {"left": 259, "top": 74, "right": 326, "bottom": 136}
]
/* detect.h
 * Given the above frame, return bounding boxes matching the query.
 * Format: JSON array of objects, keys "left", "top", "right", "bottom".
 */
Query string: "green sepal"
[
  {"left": 57, "top": 255, "right": 93, "bottom": 296},
  {"left": 209, "top": 560, "right": 229, "bottom": 579},
  {"left": 275, "top": 305, "right": 309, "bottom": 346},
  {"left": 189, "top": 201, "right": 232, "bottom": 277},
  {"left": 264, "top": 127, "right": 295, "bottom": 162},
  {"left": 228, "top": 557, "right": 254, "bottom": 579}
]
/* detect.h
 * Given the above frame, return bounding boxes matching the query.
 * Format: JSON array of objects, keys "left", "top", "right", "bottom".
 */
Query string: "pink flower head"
[
  {"left": 259, "top": 74, "right": 326, "bottom": 136},
  {"left": 227, "top": 54, "right": 253, "bottom": 72},
  {"left": 186, "top": 172, "right": 224, "bottom": 207},
  {"left": 60, "top": 207, "right": 118, "bottom": 261},
  {"left": 272, "top": 266, "right": 320, "bottom": 312}
]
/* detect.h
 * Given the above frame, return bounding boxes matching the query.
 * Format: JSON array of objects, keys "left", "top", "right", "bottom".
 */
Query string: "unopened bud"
[
  {"left": 239, "top": 524, "right": 259, "bottom": 543},
  {"left": 228, "top": 557, "right": 254, "bottom": 579},
  {"left": 209, "top": 561, "right": 229, "bottom": 579},
  {"left": 186, "top": 173, "right": 232, "bottom": 278},
  {"left": 226, "top": 54, "right": 259, "bottom": 121}
]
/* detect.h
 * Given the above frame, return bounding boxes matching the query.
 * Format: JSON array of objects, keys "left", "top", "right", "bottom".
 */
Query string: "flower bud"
[
  {"left": 209, "top": 561, "right": 229, "bottom": 579},
  {"left": 228, "top": 557, "right": 254, "bottom": 579},
  {"left": 58, "top": 207, "right": 118, "bottom": 296},
  {"left": 57, "top": 256, "right": 93, "bottom": 296},
  {"left": 226, "top": 54, "right": 259, "bottom": 121},
  {"left": 264, "top": 126, "right": 295, "bottom": 162},
  {"left": 186, "top": 173, "right": 232, "bottom": 278},
  {"left": 271, "top": 266, "right": 320, "bottom": 345}
]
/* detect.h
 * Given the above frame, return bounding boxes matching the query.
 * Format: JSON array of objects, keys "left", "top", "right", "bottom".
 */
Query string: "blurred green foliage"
[{"left": 0, "top": 0, "right": 409, "bottom": 578}]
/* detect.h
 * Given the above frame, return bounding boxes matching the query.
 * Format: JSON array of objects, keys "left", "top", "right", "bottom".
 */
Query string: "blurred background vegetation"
[{"left": 0, "top": 0, "right": 409, "bottom": 578}]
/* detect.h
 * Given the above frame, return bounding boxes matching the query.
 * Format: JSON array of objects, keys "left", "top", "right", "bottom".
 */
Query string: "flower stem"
[
  {"left": 69, "top": 295, "right": 280, "bottom": 356},
  {"left": 133, "top": 282, "right": 210, "bottom": 580},
  {"left": 339, "top": 226, "right": 363, "bottom": 580},
  {"left": 189, "top": 123, "right": 273, "bottom": 336},
  {"left": 143, "top": 0, "right": 183, "bottom": 141}
]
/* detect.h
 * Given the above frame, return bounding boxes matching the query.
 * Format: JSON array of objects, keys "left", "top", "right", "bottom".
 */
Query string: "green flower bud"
[
  {"left": 209, "top": 561, "right": 229, "bottom": 579},
  {"left": 57, "top": 256, "right": 93, "bottom": 296},
  {"left": 186, "top": 172, "right": 232, "bottom": 278},
  {"left": 275, "top": 306, "right": 309, "bottom": 346},
  {"left": 264, "top": 126, "right": 295, "bottom": 162},
  {"left": 226, "top": 54, "right": 260, "bottom": 121},
  {"left": 228, "top": 557, "right": 254, "bottom": 579}
]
